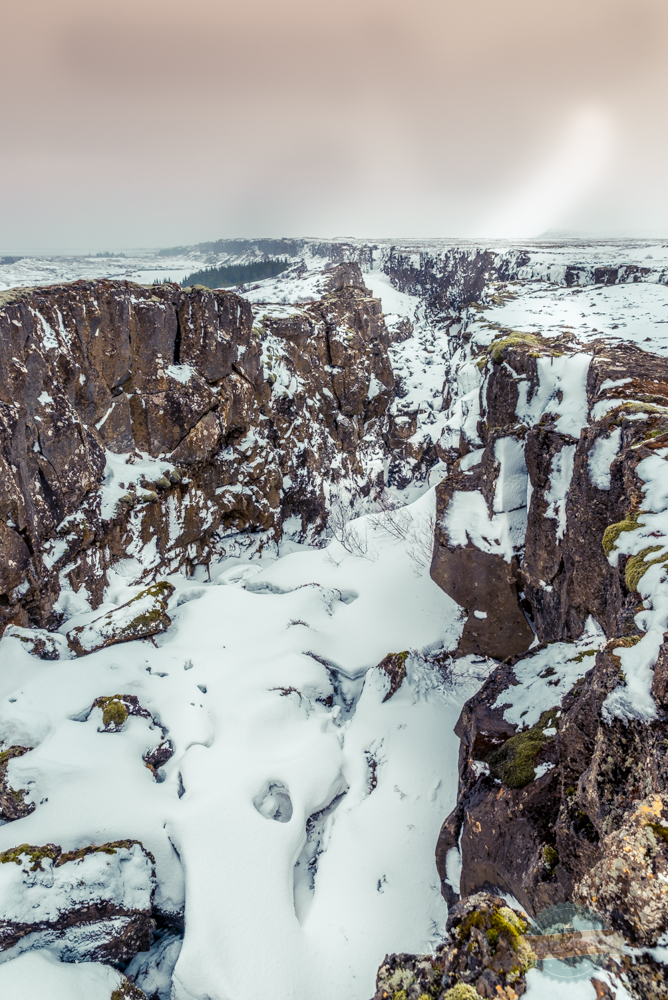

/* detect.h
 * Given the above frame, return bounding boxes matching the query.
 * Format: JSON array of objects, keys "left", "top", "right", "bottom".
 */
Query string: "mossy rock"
[
  {"left": 111, "top": 976, "right": 148, "bottom": 999},
  {"left": 91, "top": 694, "right": 151, "bottom": 732},
  {"left": 625, "top": 546, "right": 668, "bottom": 593},
  {"left": 542, "top": 845, "right": 559, "bottom": 870},
  {"left": 0, "top": 839, "right": 156, "bottom": 872},
  {"left": 377, "top": 650, "right": 410, "bottom": 703},
  {"left": 487, "top": 331, "right": 544, "bottom": 364},
  {"left": 649, "top": 822, "right": 668, "bottom": 843},
  {"left": 602, "top": 513, "right": 641, "bottom": 557},
  {"left": 0, "top": 843, "right": 60, "bottom": 871},
  {"left": 67, "top": 582, "right": 175, "bottom": 656},
  {"left": 484, "top": 709, "right": 559, "bottom": 789},
  {"left": 102, "top": 700, "right": 129, "bottom": 729},
  {"left": 567, "top": 649, "right": 597, "bottom": 664}
]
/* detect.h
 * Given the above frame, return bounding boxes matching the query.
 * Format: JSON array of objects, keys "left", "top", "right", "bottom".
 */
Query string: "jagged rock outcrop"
[
  {"left": 428, "top": 321, "right": 668, "bottom": 995},
  {"left": 0, "top": 264, "right": 400, "bottom": 636}
]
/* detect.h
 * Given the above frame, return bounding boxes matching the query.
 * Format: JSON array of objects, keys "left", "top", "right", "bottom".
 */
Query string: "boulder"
[{"left": 67, "top": 582, "right": 174, "bottom": 656}]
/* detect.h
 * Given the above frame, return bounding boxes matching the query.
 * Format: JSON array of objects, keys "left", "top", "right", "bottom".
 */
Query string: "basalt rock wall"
[
  {"left": 0, "top": 264, "right": 398, "bottom": 634},
  {"left": 428, "top": 327, "right": 668, "bottom": 998}
]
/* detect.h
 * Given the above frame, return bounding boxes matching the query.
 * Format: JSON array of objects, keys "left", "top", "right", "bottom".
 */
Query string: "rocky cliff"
[{"left": 0, "top": 263, "right": 424, "bottom": 637}]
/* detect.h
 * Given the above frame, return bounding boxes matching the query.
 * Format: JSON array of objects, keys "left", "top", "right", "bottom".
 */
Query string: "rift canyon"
[{"left": 0, "top": 239, "right": 666, "bottom": 1000}]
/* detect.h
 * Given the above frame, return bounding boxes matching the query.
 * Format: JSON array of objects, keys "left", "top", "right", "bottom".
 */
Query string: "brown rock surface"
[{"left": 0, "top": 265, "right": 410, "bottom": 635}]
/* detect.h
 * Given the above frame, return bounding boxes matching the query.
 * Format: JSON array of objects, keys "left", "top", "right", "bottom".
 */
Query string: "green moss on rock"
[
  {"left": 649, "top": 822, "right": 668, "bottom": 843},
  {"left": 102, "top": 700, "right": 129, "bottom": 729},
  {"left": 543, "top": 845, "right": 559, "bottom": 870},
  {"left": 484, "top": 709, "right": 559, "bottom": 789},
  {"left": 602, "top": 514, "right": 640, "bottom": 557},
  {"left": 488, "top": 331, "right": 543, "bottom": 365},
  {"left": 625, "top": 546, "right": 668, "bottom": 592}
]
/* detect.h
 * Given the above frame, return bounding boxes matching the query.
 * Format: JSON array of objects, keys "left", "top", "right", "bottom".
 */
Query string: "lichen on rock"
[
  {"left": 67, "top": 582, "right": 175, "bottom": 656},
  {"left": 484, "top": 709, "right": 559, "bottom": 790},
  {"left": 0, "top": 746, "right": 35, "bottom": 822},
  {"left": 373, "top": 892, "right": 536, "bottom": 1000}
]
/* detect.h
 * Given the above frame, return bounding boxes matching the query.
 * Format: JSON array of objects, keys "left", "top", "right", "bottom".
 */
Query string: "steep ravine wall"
[
  {"left": 0, "top": 264, "right": 428, "bottom": 636},
  {"left": 373, "top": 250, "right": 668, "bottom": 998}
]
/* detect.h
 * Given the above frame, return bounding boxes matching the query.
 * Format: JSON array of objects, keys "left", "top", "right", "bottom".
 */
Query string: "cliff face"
[
  {"left": 400, "top": 248, "right": 668, "bottom": 999},
  {"left": 0, "top": 264, "right": 410, "bottom": 635}
]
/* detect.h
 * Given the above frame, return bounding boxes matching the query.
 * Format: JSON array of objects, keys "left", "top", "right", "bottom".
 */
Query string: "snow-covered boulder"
[
  {"left": 0, "top": 840, "right": 156, "bottom": 964},
  {"left": 67, "top": 582, "right": 174, "bottom": 656}
]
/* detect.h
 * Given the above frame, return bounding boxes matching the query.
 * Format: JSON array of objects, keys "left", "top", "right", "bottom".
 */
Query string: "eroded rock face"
[
  {"left": 425, "top": 314, "right": 668, "bottom": 996},
  {"left": 0, "top": 265, "right": 402, "bottom": 636},
  {"left": 0, "top": 840, "right": 155, "bottom": 965}
]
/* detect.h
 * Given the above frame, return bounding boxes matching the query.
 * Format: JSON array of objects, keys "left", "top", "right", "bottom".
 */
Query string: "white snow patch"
[
  {"left": 544, "top": 445, "right": 576, "bottom": 541},
  {"left": 167, "top": 364, "right": 195, "bottom": 384},
  {"left": 0, "top": 950, "right": 122, "bottom": 998},
  {"left": 587, "top": 427, "right": 622, "bottom": 490},
  {"left": 444, "top": 490, "right": 525, "bottom": 563},
  {"left": 516, "top": 353, "right": 591, "bottom": 438},
  {"left": 495, "top": 618, "right": 604, "bottom": 728}
]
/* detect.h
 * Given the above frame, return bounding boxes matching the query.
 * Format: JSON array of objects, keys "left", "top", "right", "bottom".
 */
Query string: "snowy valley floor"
[{"left": 0, "top": 490, "right": 494, "bottom": 1000}]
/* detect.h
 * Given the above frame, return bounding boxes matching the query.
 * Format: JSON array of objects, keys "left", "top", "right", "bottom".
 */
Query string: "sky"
[{"left": 1, "top": 0, "right": 668, "bottom": 249}]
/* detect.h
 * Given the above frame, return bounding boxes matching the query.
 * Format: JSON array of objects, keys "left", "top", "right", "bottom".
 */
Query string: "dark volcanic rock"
[
  {"left": 0, "top": 266, "right": 405, "bottom": 636},
  {"left": 0, "top": 746, "right": 34, "bottom": 822}
]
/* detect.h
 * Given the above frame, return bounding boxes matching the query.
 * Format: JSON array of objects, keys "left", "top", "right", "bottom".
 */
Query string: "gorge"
[{"left": 0, "top": 238, "right": 666, "bottom": 1000}]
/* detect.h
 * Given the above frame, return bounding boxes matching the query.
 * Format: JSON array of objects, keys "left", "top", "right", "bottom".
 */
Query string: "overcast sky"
[{"left": 2, "top": 0, "right": 668, "bottom": 249}]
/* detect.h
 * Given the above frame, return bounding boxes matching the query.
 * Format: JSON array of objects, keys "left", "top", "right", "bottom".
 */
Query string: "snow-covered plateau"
[{"left": 0, "top": 237, "right": 667, "bottom": 1000}]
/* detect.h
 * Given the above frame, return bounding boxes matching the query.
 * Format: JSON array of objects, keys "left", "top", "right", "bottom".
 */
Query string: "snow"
[
  {"left": 544, "top": 445, "right": 576, "bottom": 541},
  {"left": 494, "top": 618, "right": 604, "bottom": 728},
  {"left": 472, "top": 279, "right": 668, "bottom": 357},
  {"left": 98, "top": 450, "right": 177, "bottom": 521},
  {"left": 0, "top": 488, "right": 476, "bottom": 1000},
  {"left": 587, "top": 427, "right": 622, "bottom": 490},
  {"left": 166, "top": 364, "right": 195, "bottom": 384},
  {"left": 602, "top": 449, "right": 668, "bottom": 720},
  {"left": 516, "top": 353, "right": 592, "bottom": 439},
  {"left": 443, "top": 489, "right": 526, "bottom": 563},
  {"left": 0, "top": 950, "right": 122, "bottom": 998},
  {"left": 493, "top": 436, "right": 528, "bottom": 513},
  {"left": 524, "top": 966, "right": 618, "bottom": 999},
  {"left": 0, "top": 842, "right": 153, "bottom": 926},
  {"left": 362, "top": 269, "right": 419, "bottom": 322}
]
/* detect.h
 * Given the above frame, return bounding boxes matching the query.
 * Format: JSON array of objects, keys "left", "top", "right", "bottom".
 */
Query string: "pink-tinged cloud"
[{"left": 1, "top": 0, "right": 667, "bottom": 248}]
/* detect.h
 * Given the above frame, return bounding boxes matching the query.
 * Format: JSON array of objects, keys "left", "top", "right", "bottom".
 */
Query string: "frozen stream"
[{"left": 0, "top": 490, "right": 488, "bottom": 1000}]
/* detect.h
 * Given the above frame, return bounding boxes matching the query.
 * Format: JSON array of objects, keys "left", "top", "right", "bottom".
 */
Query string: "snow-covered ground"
[
  {"left": 0, "top": 491, "right": 493, "bottom": 1000},
  {"left": 469, "top": 280, "right": 668, "bottom": 356}
]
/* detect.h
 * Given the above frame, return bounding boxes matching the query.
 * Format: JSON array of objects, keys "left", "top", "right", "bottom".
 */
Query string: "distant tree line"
[{"left": 181, "top": 258, "right": 290, "bottom": 289}]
